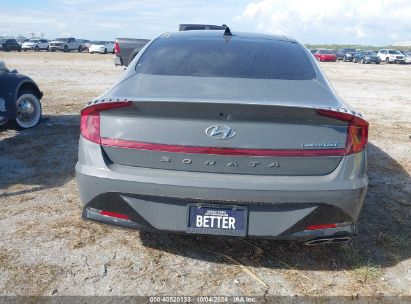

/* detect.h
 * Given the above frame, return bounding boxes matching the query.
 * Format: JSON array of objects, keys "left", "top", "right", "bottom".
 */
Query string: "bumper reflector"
[
  {"left": 305, "top": 223, "right": 337, "bottom": 231},
  {"left": 99, "top": 210, "right": 130, "bottom": 220}
]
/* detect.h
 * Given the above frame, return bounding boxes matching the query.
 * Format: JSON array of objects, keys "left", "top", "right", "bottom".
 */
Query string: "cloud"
[
  {"left": 237, "top": 0, "right": 411, "bottom": 45},
  {"left": 0, "top": 0, "right": 249, "bottom": 40}
]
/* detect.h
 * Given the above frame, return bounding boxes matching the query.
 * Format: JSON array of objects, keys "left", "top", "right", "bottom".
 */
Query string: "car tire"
[
  {"left": 361, "top": 58, "right": 365, "bottom": 64},
  {"left": 353, "top": 58, "right": 357, "bottom": 63},
  {"left": 13, "top": 91, "right": 42, "bottom": 129},
  {"left": 386, "top": 57, "right": 390, "bottom": 63},
  {"left": 78, "top": 46, "right": 83, "bottom": 52},
  {"left": 104, "top": 48, "right": 107, "bottom": 54},
  {"left": 17, "top": 49, "right": 21, "bottom": 52},
  {"left": 64, "top": 45, "right": 69, "bottom": 52},
  {"left": 34, "top": 46, "right": 39, "bottom": 52},
  {"left": 112, "top": 49, "right": 115, "bottom": 54},
  {"left": 376, "top": 62, "right": 380, "bottom": 64},
  {"left": 23, "top": 49, "right": 27, "bottom": 52}
]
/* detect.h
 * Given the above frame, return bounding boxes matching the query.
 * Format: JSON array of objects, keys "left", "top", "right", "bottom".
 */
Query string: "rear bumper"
[
  {"left": 75, "top": 136, "right": 368, "bottom": 239},
  {"left": 113, "top": 56, "right": 123, "bottom": 66}
]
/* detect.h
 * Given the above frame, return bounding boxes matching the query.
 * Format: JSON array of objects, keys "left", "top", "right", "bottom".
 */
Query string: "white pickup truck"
[
  {"left": 49, "top": 38, "right": 82, "bottom": 52},
  {"left": 377, "top": 49, "right": 405, "bottom": 63}
]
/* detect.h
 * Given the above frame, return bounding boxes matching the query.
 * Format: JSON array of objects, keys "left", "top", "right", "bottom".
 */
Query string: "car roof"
[{"left": 159, "top": 30, "right": 296, "bottom": 43}]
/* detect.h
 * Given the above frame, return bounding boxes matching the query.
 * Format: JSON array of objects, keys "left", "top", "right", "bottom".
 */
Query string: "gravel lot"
[{"left": 0, "top": 52, "right": 410, "bottom": 297}]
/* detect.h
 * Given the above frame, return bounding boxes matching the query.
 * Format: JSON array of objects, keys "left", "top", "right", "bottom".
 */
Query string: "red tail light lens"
[
  {"left": 114, "top": 41, "right": 120, "bottom": 54},
  {"left": 80, "top": 101, "right": 131, "bottom": 144},
  {"left": 316, "top": 109, "right": 368, "bottom": 155}
]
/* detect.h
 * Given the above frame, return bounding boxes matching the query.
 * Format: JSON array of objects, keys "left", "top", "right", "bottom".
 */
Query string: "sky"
[{"left": 0, "top": 0, "right": 410, "bottom": 45}]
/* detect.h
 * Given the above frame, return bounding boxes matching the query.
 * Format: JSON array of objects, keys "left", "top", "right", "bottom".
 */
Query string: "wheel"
[
  {"left": 23, "top": 49, "right": 27, "bottom": 52},
  {"left": 17, "top": 49, "right": 21, "bottom": 52},
  {"left": 78, "top": 46, "right": 83, "bottom": 52},
  {"left": 46, "top": 46, "right": 49, "bottom": 52},
  {"left": 353, "top": 57, "right": 357, "bottom": 63},
  {"left": 104, "top": 48, "right": 107, "bottom": 54},
  {"left": 51, "top": 49, "right": 55, "bottom": 52},
  {"left": 64, "top": 45, "right": 68, "bottom": 52},
  {"left": 386, "top": 57, "right": 390, "bottom": 63},
  {"left": 112, "top": 48, "right": 115, "bottom": 54},
  {"left": 14, "top": 91, "right": 42, "bottom": 129},
  {"left": 343, "top": 56, "right": 347, "bottom": 62},
  {"left": 361, "top": 58, "right": 365, "bottom": 64},
  {"left": 376, "top": 62, "right": 380, "bottom": 64},
  {"left": 34, "top": 45, "right": 39, "bottom": 52}
]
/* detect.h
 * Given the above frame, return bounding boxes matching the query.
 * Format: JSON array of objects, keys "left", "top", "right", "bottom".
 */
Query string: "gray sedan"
[{"left": 76, "top": 29, "right": 368, "bottom": 245}]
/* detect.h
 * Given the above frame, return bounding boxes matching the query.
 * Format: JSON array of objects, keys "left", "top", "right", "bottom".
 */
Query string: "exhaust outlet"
[{"left": 304, "top": 237, "right": 351, "bottom": 246}]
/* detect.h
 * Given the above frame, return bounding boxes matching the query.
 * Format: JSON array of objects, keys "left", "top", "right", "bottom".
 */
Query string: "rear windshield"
[{"left": 135, "top": 37, "right": 316, "bottom": 80}]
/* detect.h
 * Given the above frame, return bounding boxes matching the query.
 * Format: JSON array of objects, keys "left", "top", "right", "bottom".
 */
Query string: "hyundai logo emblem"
[{"left": 205, "top": 125, "right": 236, "bottom": 140}]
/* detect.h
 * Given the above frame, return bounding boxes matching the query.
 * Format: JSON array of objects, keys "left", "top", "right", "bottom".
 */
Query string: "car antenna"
[{"left": 223, "top": 27, "right": 232, "bottom": 36}]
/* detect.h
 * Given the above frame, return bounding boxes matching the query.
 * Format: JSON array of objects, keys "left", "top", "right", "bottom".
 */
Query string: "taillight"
[
  {"left": 316, "top": 109, "right": 368, "bottom": 155},
  {"left": 114, "top": 41, "right": 120, "bottom": 54},
  {"left": 80, "top": 101, "right": 131, "bottom": 144}
]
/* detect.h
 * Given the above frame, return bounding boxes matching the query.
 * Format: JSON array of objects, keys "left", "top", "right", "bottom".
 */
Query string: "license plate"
[{"left": 187, "top": 204, "right": 247, "bottom": 236}]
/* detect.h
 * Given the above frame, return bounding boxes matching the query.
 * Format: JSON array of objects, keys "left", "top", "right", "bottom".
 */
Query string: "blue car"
[
  {"left": 353, "top": 51, "right": 381, "bottom": 64},
  {"left": 0, "top": 61, "right": 42, "bottom": 129}
]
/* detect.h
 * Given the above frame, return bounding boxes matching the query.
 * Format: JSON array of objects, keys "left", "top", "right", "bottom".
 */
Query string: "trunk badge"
[{"left": 206, "top": 125, "right": 236, "bottom": 140}]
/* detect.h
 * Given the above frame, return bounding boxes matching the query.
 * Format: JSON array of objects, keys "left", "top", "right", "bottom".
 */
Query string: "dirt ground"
[{"left": 0, "top": 52, "right": 410, "bottom": 297}]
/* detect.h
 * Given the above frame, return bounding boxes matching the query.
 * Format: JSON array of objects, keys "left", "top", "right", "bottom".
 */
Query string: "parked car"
[
  {"left": 377, "top": 49, "right": 405, "bottom": 63},
  {"left": 0, "top": 39, "right": 22, "bottom": 52},
  {"left": 15, "top": 37, "right": 29, "bottom": 46},
  {"left": 179, "top": 24, "right": 227, "bottom": 31},
  {"left": 89, "top": 41, "right": 115, "bottom": 54},
  {"left": 403, "top": 51, "right": 411, "bottom": 64},
  {"left": 333, "top": 49, "right": 345, "bottom": 61},
  {"left": 76, "top": 39, "right": 90, "bottom": 52},
  {"left": 49, "top": 38, "right": 80, "bottom": 52},
  {"left": 82, "top": 40, "right": 93, "bottom": 52},
  {"left": 0, "top": 61, "right": 42, "bottom": 129},
  {"left": 76, "top": 29, "right": 368, "bottom": 244},
  {"left": 22, "top": 38, "right": 49, "bottom": 52},
  {"left": 309, "top": 49, "right": 317, "bottom": 54},
  {"left": 113, "top": 38, "right": 150, "bottom": 66},
  {"left": 353, "top": 51, "right": 381, "bottom": 64},
  {"left": 338, "top": 48, "right": 357, "bottom": 61},
  {"left": 313, "top": 49, "right": 337, "bottom": 62}
]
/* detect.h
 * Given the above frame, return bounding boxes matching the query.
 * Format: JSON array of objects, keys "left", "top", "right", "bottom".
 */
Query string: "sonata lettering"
[{"left": 160, "top": 157, "right": 279, "bottom": 168}]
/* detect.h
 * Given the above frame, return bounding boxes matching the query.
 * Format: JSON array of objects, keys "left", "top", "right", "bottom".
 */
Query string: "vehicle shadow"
[
  {"left": 140, "top": 142, "right": 411, "bottom": 270},
  {"left": 0, "top": 115, "right": 79, "bottom": 197}
]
